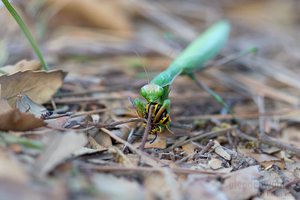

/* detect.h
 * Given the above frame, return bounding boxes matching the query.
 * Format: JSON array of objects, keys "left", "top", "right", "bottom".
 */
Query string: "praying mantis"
[{"left": 133, "top": 20, "right": 231, "bottom": 137}]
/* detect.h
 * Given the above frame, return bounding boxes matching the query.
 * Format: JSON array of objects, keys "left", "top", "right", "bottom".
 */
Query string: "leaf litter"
[{"left": 1, "top": 0, "right": 300, "bottom": 200}]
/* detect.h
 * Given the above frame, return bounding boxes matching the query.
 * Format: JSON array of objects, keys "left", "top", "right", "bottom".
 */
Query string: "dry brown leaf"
[
  {"left": 208, "top": 158, "right": 223, "bottom": 170},
  {"left": 87, "top": 136, "right": 107, "bottom": 151},
  {"left": 0, "top": 86, "right": 45, "bottom": 131},
  {"left": 0, "top": 149, "right": 67, "bottom": 199},
  {"left": 260, "top": 159, "right": 286, "bottom": 170},
  {"left": 73, "top": 147, "right": 107, "bottom": 157},
  {"left": 47, "top": 0, "right": 132, "bottom": 38},
  {"left": 94, "top": 130, "right": 113, "bottom": 148},
  {"left": 0, "top": 150, "right": 28, "bottom": 184},
  {"left": 226, "top": 1, "right": 296, "bottom": 30},
  {"left": 93, "top": 174, "right": 144, "bottom": 200},
  {"left": 0, "top": 70, "right": 66, "bottom": 106},
  {"left": 109, "top": 146, "right": 134, "bottom": 167},
  {"left": 144, "top": 171, "right": 181, "bottom": 200},
  {"left": 0, "top": 85, "right": 11, "bottom": 113},
  {"left": 145, "top": 134, "right": 167, "bottom": 149},
  {"left": 34, "top": 132, "right": 87, "bottom": 177},
  {"left": 0, "top": 109, "right": 45, "bottom": 131},
  {"left": 222, "top": 166, "right": 261, "bottom": 200},
  {"left": 0, "top": 150, "right": 47, "bottom": 200},
  {"left": 182, "top": 177, "right": 227, "bottom": 200},
  {"left": 0, "top": 60, "right": 41, "bottom": 75},
  {"left": 238, "top": 147, "right": 280, "bottom": 163},
  {"left": 182, "top": 142, "right": 196, "bottom": 154}
]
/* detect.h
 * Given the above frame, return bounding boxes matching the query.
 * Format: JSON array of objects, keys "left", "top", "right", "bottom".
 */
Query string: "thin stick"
[
  {"left": 140, "top": 104, "right": 153, "bottom": 150},
  {"left": 80, "top": 164, "right": 226, "bottom": 176},
  {"left": 165, "top": 126, "right": 237, "bottom": 151},
  {"left": 179, "top": 140, "right": 215, "bottom": 161},
  {"left": 100, "top": 128, "right": 163, "bottom": 167},
  {"left": 175, "top": 108, "right": 300, "bottom": 121},
  {"left": 199, "top": 139, "right": 214, "bottom": 155},
  {"left": 71, "top": 108, "right": 114, "bottom": 118},
  {"left": 259, "top": 134, "right": 300, "bottom": 157},
  {"left": 235, "top": 130, "right": 300, "bottom": 158},
  {"left": 175, "top": 152, "right": 197, "bottom": 165},
  {"left": 97, "top": 118, "right": 147, "bottom": 128}
]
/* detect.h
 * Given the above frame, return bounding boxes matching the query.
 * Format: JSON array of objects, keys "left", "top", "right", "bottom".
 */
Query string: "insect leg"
[{"left": 149, "top": 133, "right": 158, "bottom": 144}]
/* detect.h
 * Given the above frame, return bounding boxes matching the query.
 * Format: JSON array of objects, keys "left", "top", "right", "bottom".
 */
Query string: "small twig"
[
  {"left": 194, "top": 139, "right": 215, "bottom": 160},
  {"left": 43, "top": 112, "right": 72, "bottom": 120},
  {"left": 236, "top": 130, "right": 300, "bottom": 158},
  {"left": 175, "top": 109, "right": 300, "bottom": 121},
  {"left": 53, "top": 92, "right": 137, "bottom": 104},
  {"left": 100, "top": 128, "right": 163, "bottom": 167},
  {"left": 259, "top": 134, "right": 300, "bottom": 157},
  {"left": 165, "top": 126, "right": 237, "bottom": 151},
  {"left": 71, "top": 107, "right": 118, "bottom": 118},
  {"left": 79, "top": 163, "right": 226, "bottom": 176},
  {"left": 175, "top": 152, "right": 197, "bottom": 165},
  {"left": 199, "top": 139, "right": 214, "bottom": 155},
  {"left": 100, "top": 118, "right": 147, "bottom": 129},
  {"left": 140, "top": 104, "right": 153, "bottom": 150},
  {"left": 235, "top": 130, "right": 257, "bottom": 141},
  {"left": 175, "top": 140, "right": 214, "bottom": 165}
]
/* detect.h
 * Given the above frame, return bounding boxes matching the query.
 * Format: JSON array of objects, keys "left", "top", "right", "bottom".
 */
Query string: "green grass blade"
[
  {"left": 1, "top": 0, "right": 48, "bottom": 70},
  {"left": 0, "top": 132, "right": 44, "bottom": 150}
]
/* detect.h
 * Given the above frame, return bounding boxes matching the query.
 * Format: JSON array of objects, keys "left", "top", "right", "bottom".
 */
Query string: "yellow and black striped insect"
[{"left": 144, "top": 102, "right": 171, "bottom": 135}]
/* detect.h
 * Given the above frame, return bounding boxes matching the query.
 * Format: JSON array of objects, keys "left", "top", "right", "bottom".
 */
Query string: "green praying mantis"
[{"left": 133, "top": 20, "right": 231, "bottom": 138}]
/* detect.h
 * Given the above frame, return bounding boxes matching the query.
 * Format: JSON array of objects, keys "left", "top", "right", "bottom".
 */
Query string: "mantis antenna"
[{"left": 133, "top": 50, "right": 150, "bottom": 84}]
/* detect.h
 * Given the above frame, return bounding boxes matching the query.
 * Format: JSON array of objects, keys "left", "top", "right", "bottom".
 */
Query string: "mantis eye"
[{"left": 140, "top": 84, "right": 163, "bottom": 102}]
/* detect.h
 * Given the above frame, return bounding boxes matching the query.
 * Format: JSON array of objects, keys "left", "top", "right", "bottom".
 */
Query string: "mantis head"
[{"left": 140, "top": 84, "right": 163, "bottom": 102}]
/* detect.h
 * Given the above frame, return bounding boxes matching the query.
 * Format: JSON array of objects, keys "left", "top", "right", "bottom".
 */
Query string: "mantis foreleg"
[{"left": 132, "top": 98, "right": 147, "bottom": 118}]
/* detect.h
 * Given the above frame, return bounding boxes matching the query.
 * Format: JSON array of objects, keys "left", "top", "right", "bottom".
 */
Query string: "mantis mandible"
[{"left": 133, "top": 20, "right": 231, "bottom": 137}]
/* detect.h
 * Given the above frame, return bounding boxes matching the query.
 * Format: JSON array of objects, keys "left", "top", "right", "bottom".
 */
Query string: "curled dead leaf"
[
  {"left": 260, "top": 159, "right": 286, "bottom": 170},
  {"left": 0, "top": 89, "right": 46, "bottom": 131},
  {"left": 222, "top": 166, "right": 261, "bottom": 200},
  {"left": 0, "top": 70, "right": 66, "bottom": 106},
  {"left": 0, "top": 109, "right": 45, "bottom": 131},
  {"left": 34, "top": 132, "right": 87, "bottom": 177},
  {"left": 0, "top": 60, "right": 41, "bottom": 75},
  {"left": 15, "top": 94, "right": 49, "bottom": 118},
  {"left": 46, "top": 0, "right": 133, "bottom": 38}
]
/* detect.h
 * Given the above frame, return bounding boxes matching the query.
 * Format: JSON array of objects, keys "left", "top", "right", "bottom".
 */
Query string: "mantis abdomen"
[{"left": 151, "top": 20, "right": 230, "bottom": 87}]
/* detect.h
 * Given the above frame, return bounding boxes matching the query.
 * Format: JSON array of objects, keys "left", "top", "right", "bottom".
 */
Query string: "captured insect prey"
[
  {"left": 144, "top": 102, "right": 171, "bottom": 134},
  {"left": 133, "top": 20, "right": 231, "bottom": 139}
]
